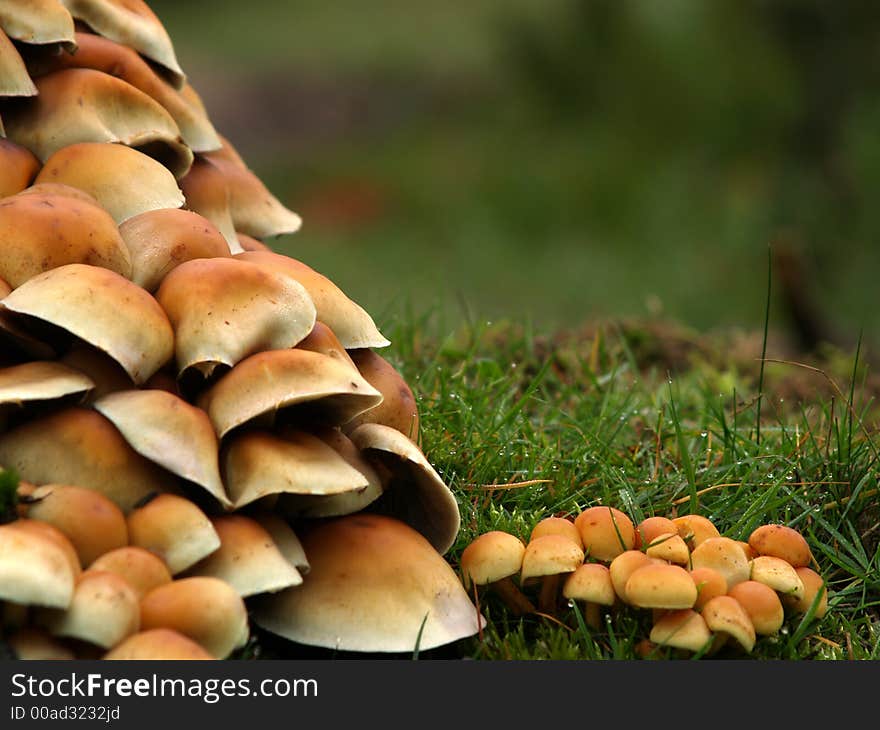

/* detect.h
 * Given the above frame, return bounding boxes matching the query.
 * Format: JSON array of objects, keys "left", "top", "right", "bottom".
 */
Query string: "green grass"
[{"left": 373, "top": 307, "right": 880, "bottom": 659}]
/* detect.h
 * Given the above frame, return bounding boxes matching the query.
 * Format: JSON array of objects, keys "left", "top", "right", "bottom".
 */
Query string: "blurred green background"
[{"left": 153, "top": 0, "right": 880, "bottom": 347}]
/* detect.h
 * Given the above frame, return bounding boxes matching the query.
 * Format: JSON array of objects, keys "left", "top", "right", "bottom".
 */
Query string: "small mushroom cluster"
[
  {"left": 0, "top": 1, "right": 483, "bottom": 658},
  {"left": 461, "top": 508, "right": 828, "bottom": 656}
]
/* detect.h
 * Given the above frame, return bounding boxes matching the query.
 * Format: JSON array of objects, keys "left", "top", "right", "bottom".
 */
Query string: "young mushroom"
[
  {"left": 562, "top": 563, "right": 615, "bottom": 629},
  {"left": 574, "top": 506, "right": 636, "bottom": 562},
  {"left": 520, "top": 534, "right": 585, "bottom": 614},
  {"left": 459, "top": 530, "right": 534, "bottom": 617}
]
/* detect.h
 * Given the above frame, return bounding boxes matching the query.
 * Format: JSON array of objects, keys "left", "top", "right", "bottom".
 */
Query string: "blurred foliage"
[{"left": 154, "top": 0, "right": 880, "bottom": 345}]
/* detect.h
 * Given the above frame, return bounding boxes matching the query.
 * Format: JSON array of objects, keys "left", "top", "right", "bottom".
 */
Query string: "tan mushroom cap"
[
  {"left": 222, "top": 429, "right": 369, "bottom": 510},
  {"left": 650, "top": 609, "right": 713, "bottom": 653},
  {"left": 156, "top": 257, "right": 317, "bottom": 379},
  {"left": 126, "top": 494, "right": 221, "bottom": 575},
  {"left": 13, "top": 181, "right": 101, "bottom": 204},
  {"left": 563, "top": 563, "right": 615, "bottom": 605},
  {"left": 1, "top": 264, "right": 174, "bottom": 384},
  {"left": 251, "top": 513, "right": 310, "bottom": 576},
  {"left": 0, "top": 188, "right": 132, "bottom": 288},
  {"left": 635, "top": 516, "right": 679, "bottom": 549},
  {"left": 139, "top": 576, "right": 249, "bottom": 659},
  {"left": 521, "top": 534, "right": 585, "bottom": 582},
  {"left": 702, "top": 594, "right": 756, "bottom": 653},
  {"left": 34, "top": 142, "right": 185, "bottom": 223},
  {"left": 782, "top": 566, "right": 828, "bottom": 619},
  {"left": 645, "top": 531, "right": 691, "bottom": 565},
  {"left": 179, "top": 156, "right": 241, "bottom": 252},
  {"left": 59, "top": 0, "right": 184, "bottom": 87},
  {"left": 459, "top": 530, "right": 526, "bottom": 590},
  {"left": 0, "top": 28, "right": 37, "bottom": 97},
  {"left": 252, "top": 514, "right": 484, "bottom": 653},
  {"left": 184, "top": 515, "right": 303, "bottom": 597},
  {"left": 278, "top": 428, "right": 385, "bottom": 520},
  {"left": 0, "top": 521, "right": 76, "bottom": 608},
  {"left": 30, "top": 31, "right": 220, "bottom": 152},
  {"left": 750, "top": 555, "right": 805, "bottom": 599},
  {"left": 89, "top": 546, "right": 171, "bottom": 601},
  {"left": 689, "top": 566, "right": 728, "bottom": 611},
  {"left": 197, "top": 348, "right": 383, "bottom": 439},
  {"left": 690, "top": 537, "right": 751, "bottom": 590},
  {"left": 118, "top": 208, "right": 231, "bottom": 292},
  {"left": 625, "top": 563, "right": 698, "bottom": 609},
  {"left": 103, "top": 628, "right": 215, "bottom": 660},
  {"left": 94, "top": 388, "right": 229, "bottom": 508},
  {"left": 728, "top": 580, "right": 785, "bottom": 635},
  {"left": 5, "top": 519, "right": 82, "bottom": 582},
  {"left": 236, "top": 250, "right": 391, "bottom": 349},
  {"left": 4, "top": 68, "right": 193, "bottom": 178},
  {"left": 748, "top": 524, "right": 812, "bottom": 568},
  {"left": 7, "top": 628, "right": 75, "bottom": 660},
  {"left": 24, "top": 484, "right": 128, "bottom": 567},
  {"left": 0, "top": 407, "right": 178, "bottom": 513},
  {"left": 345, "top": 348, "right": 420, "bottom": 440},
  {"left": 574, "top": 505, "right": 636, "bottom": 562},
  {"left": 0, "top": 139, "right": 40, "bottom": 198},
  {"left": 672, "top": 514, "right": 722, "bottom": 548},
  {"left": 0, "top": 361, "right": 94, "bottom": 409},
  {"left": 609, "top": 550, "right": 657, "bottom": 602},
  {"left": 202, "top": 137, "right": 302, "bottom": 239},
  {"left": 529, "top": 516, "right": 583, "bottom": 549},
  {"left": 349, "top": 422, "right": 461, "bottom": 556},
  {"left": 0, "top": 0, "right": 76, "bottom": 48},
  {"left": 36, "top": 569, "right": 139, "bottom": 649},
  {"left": 296, "top": 321, "right": 359, "bottom": 371}
]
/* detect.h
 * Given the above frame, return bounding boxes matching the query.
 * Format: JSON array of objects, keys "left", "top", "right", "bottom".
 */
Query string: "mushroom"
[
  {"left": 0, "top": 521, "right": 76, "bottom": 609},
  {"left": 521, "top": 533, "right": 585, "bottom": 614},
  {"left": 701, "top": 594, "right": 756, "bottom": 654},
  {"left": 139, "top": 577, "right": 249, "bottom": 659},
  {"left": 624, "top": 563, "right": 698, "bottom": 610},
  {"left": 782, "top": 567, "right": 828, "bottom": 619},
  {"left": 178, "top": 156, "right": 242, "bottom": 252},
  {"left": 644, "top": 531, "right": 690, "bottom": 565},
  {"left": 344, "top": 348, "right": 420, "bottom": 441},
  {"left": 252, "top": 514, "right": 484, "bottom": 653},
  {"left": 749, "top": 555, "right": 805, "bottom": 599},
  {"left": 59, "top": 343, "right": 136, "bottom": 401},
  {"left": 0, "top": 139, "right": 40, "bottom": 198},
  {"left": 634, "top": 516, "right": 678, "bottom": 549},
  {"left": 459, "top": 530, "right": 535, "bottom": 616},
  {"left": 574, "top": 505, "right": 636, "bottom": 562},
  {"left": 689, "top": 537, "right": 751, "bottom": 590},
  {"left": 672, "top": 514, "right": 721, "bottom": 549},
  {"left": 126, "top": 494, "right": 221, "bottom": 574},
  {"left": 6, "top": 628, "right": 75, "bottom": 660},
  {"left": 608, "top": 550, "right": 659, "bottom": 602},
  {"left": 649, "top": 609, "right": 713, "bottom": 654},
  {"left": 0, "top": 361, "right": 95, "bottom": 415},
  {"left": 748, "top": 524, "right": 812, "bottom": 568},
  {"left": 0, "top": 0, "right": 76, "bottom": 50},
  {"left": 0, "top": 28, "right": 37, "bottom": 98},
  {"left": 562, "top": 562, "right": 615, "bottom": 629},
  {"left": 296, "top": 321, "right": 359, "bottom": 372},
  {"left": 529, "top": 516, "right": 583, "bottom": 549},
  {"left": 689, "top": 566, "right": 728, "bottom": 611},
  {"left": 103, "top": 628, "right": 214, "bottom": 660},
  {"left": 88, "top": 546, "right": 172, "bottom": 601},
  {"left": 5, "top": 519, "right": 82, "bottom": 584},
  {"left": 727, "top": 580, "right": 785, "bottom": 636}
]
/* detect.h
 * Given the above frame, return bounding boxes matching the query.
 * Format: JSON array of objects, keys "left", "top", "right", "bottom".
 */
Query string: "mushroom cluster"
[
  {"left": 0, "top": 1, "right": 483, "bottom": 659},
  {"left": 461, "top": 509, "right": 828, "bottom": 656}
]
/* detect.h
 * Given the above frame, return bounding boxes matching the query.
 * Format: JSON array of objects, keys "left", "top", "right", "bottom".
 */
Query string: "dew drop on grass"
[
  {"left": 700, "top": 431, "right": 708, "bottom": 438},
  {"left": 567, "top": 599, "right": 575, "bottom": 609}
]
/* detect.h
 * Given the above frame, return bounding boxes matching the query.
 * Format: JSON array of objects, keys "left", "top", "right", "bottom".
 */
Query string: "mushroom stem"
[
  {"left": 538, "top": 574, "right": 563, "bottom": 614},
  {"left": 492, "top": 577, "right": 536, "bottom": 616},
  {"left": 584, "top": 602, "right": 601, "bottom": 631}
]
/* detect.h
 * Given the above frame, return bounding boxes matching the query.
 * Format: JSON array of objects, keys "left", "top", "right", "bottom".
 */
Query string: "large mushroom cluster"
[
  {"left": 0, "top": 0, "right": 483, "bottom": 659},
  {"left": 461, "top": 508, "right": 828, "bottom": 656}
]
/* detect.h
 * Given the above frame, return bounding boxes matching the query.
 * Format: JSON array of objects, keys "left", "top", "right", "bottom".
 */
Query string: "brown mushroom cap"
[
  {"left": 0, "top": 521, "right": 76, "bottom": 608},
  {"left": 60, "top": 0, "right": 185, "bottom": 87},
  {"left": 252, "top": 514, "right": 484, "bottom": 653},
  {"left": 609, "top": 550, "right": 657, "bottom": 602},
  {"left": 296, "top": 321, "right": 359, "bottom": 371},
  {"left": 520, "top": 534, "right": 585, "bottom": 582},
  {"left": 24, "top": 484, "right": 128, "bottom": 567},
  {"left": 749, "top": 555, "right": 805, "bottom": 599},
  {"left": 702, "top": 594, "right": 756, "bottom": 653},
  {"left": 0, "top": 27, "right": 37, "bottom": 98},
  {"left": 139, "top": 576, "right": 249, "bottom": 659},
  {"left": 649, "top": 609, "right": 713, "bottom": 653},
  {"left": 748, "top": 524, "right": 812, "bottom": 568},
  {"left": 644, "top": 531, "right": 691, "bottom": 565},
  {"left": 562, "top": 563, "right": 615, "bottom": 606},
  {"left": 574, "top": 506, "right": 636, "bottom": 562},
  {"left": 459, "top": 530, "right": 526, "bottom": 589},
  {"left": 0, "top": 188, "right": 132, "bottom": 288},
  {"left": 782, "top": 566, "right": 828, "bottom": 619},
  {"left": 184, "top": 515, "right": 303, "bottom": 597},
  {"left": 34, "top": 142, "right": 185, "bottom": 223},
  {"left": 118, "top": 208, "right": 231, "bottom": 292},
  {"left": 0, "top": 264, "right": 174, "bottom": 384},
  {"left": 7, "top": 627, "right": 75, "bottom": 660},
  {"left": 0, "top": 407, "right": 178, "bottom": 513},
  {"left": 0, "top": 0, "right": 76, "bottom": 48},
  {"left": 155, "top": 257, "right": 317, "bottom": 379},
  {"left": 4, "top": 68, "right": 192, "bottom": 177},
  {"left": 222, "top": 428, "right": 369, "bottom": 510},
  {"left": 35, "top": 569, "right": 140, "bottom": 649},
  {"left": 250, "top": 512, "right": 310, "bottom": 576},
  {"left": 689, "top": 566, "right": 728, "bottom": 611},
  {"left": 529, "top": 516, "right": 583, "bottom": 549},
  {"left": 5, "top": 518, "right": 82, "bottom": 582},
  {"left": 672, "top": 514, "right": 722, "bottom": 549},
  {"left": 727, "top": 580, "right": 785, "bottom": 636},
  {"left": 103, "top": 628, "right": 215, "bottom": 660},
  {"left": 624, "top": 563, "right": 698, "bottom": 609},
  {"left": 126, "top": 494, "right": 221, "bottom": 575},
  {"left": 236, "top": 250, "right": 390, "bottom": 349},
  {"left": 93, "top": 388, "right": 229, "bottom": 508},
  {"left": 635, "top": 516, "right": 679, "bottom": 549},
  {"left": 197, "top": 348, "right": 383, "bottom": 439},
  {"left": 0, "top": 138, "right": 40, "bottom": 198},
  {"left": 689, "top": 537, "right": 751, "bottom": 590},
  {"left": 178, "top": 156, "right": 241, "bottom": 252},
  {"left": 349, "top": 422, "right": 461, "bottom": 556},
  {"left": 88, "top": 546, "right": 172, "bottom": 601},
  {"left": 0, "top": 361, "right": 94, "bottom": 410},
  {"left": 345, "top": 348, "right": 420, "bottom": 440}
]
